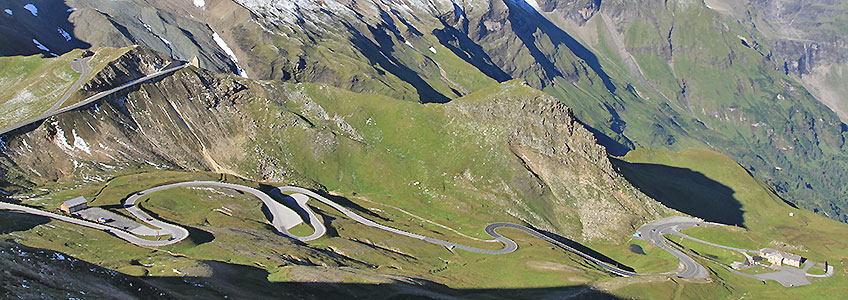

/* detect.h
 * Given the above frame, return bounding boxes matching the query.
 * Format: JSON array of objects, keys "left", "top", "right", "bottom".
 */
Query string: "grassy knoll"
[
  {"left": 0, "top": 50, "right": 81, "bottom": 127},
  {"left": 0, "top": 47, "right": 133, "bottom": 128},
  {"left": 667, "top": 234, "right": 747, "bottom": 267},
  {"left": 587, "top": 238, "right": 679, "bottom": 274}
]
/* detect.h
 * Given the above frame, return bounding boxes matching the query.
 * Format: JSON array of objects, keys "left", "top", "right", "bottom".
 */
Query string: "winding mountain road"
[
  {"left": 0, "top": 201, "right": 181, "bottom": 247},
  {"left": 5, "top": 181, "right": 828, "bottom": 284},
  {"left": 635, "top": 217, "right": 714, "bottom": 279},
  {"left": 1, "top": 181, "right": 649, "bottom": 277}
]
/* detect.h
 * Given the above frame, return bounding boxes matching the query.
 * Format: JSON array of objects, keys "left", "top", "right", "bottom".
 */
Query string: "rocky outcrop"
[
  {"left": 79, "top": 47, "right": 172, "bottom": 94},
  {"left": 446, "top": 82, "right": 672, "bottom": 240}
]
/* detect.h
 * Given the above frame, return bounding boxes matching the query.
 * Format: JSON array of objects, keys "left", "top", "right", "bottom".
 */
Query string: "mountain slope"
[
  {"left": 0, "top": 46, "right": 680, "bottom": 298},
  {"left": 0, "top": 241, "right": 175, "bottom": 299},
  {"left": 0, "top": 47, "right": 672, "bottom": 242},
  {"left": 1, "top": 45, "right": 846, "bottom": 299},
  {"left": 546, "top": 0, "right": 848, "bottom": 221},
  {"left": 615, "top": 148, "right": 848, "bottom": 299},
  {"left": 3, "top": 0, "right": 845, "bottom": 223}
]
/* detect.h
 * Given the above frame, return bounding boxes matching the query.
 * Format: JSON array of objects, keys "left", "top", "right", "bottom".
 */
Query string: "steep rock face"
[
  {"left": 0, "top": 47, "right": 261, "bottom": 187},
  {"left": 79, "top": 47, "right": 172, "bottom": 94},
  {"left": 0, "top": 0, "right": 244, "bottom": 74},
  {"left": 65, "top": 0, "right": 249, "bottom": 75},
  {"left": 445, "top": 86, "right": 670, "bottom": 240},
  {"left": 744, "top": 0, "right": 848, "bottom": 122},
  {"left": 435, "top": 0, "right": 612, "bottom": 90},
  {"left": 745, "top": 0, "right": 848, "bottom": 77},
  {"left": 0, "top": 0, "right": 91, "bottom": 56}
]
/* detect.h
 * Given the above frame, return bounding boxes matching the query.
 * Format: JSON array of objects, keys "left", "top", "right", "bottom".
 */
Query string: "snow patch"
[
  {"left": 193, "top": 0, "right": 205, "bottom": 8},
  {"left": 58, "top": 27, "right": 71, "bottom": 41},
  {"left": 523, "top": 0, "right": 540, "bottom": 10},
  {"left": 428, "top": 46, "right": 437, "bottom": 54},
  {"left": 23, "top": 3, "right": 37, "bottom": 16},
  {"left": 510, "top": 0, "right": 539, "bottom": 12},
  {"left": 404, "top": 40, "right": 416, "bottom": 50},
  {"left": 4, "top": 9, "right": 12, "bottom": 15},
  {"left": 212, "top": 32, "right": 248, "bottom": 78},
  {"left": 32, "top": 39, "right": 49, "bottom": 52},
  {"left": 67, "top": 8, "right": 75, "bottom": 13},
  {"left": 53, "top": 122, "right": 74, "bottom": 152},
  {"left": 72, "top": 129, "right": 91, "bottom": 154}
]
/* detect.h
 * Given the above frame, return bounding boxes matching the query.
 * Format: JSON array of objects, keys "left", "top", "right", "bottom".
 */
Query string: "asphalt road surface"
[
  {"left": 635, "top": 216, "right": 711, "bottom": 279},
  {"left": 0, "top": 201, "right": 181, "bottom": 247},
  {"left": 123, "top": 181, "right": 315, "bottom": 242},
  {"left": 7, "top": 183, "right": 828, "bottom": 283},
  {"left": 45, "top": 57, "right": 93, "bottom": 115},
  {"left": 640, "top": 217, "right": 836, "bottom": 286},
  {"left": 0, "top": 181, "right": 646, "bottom": 277}
]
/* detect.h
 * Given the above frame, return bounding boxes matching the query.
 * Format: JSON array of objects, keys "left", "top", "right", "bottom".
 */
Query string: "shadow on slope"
[
  {"left": 610, "top": 158, "right": 745, "bottom": 227},
  {"left": 0, "top": 211, "right": 50, "bottom": 234},
  {"left": 132, "top": 204, "right": 215, "bottom": 246},
  {"left": 343, "top": 22, "right": 451, "bottom": 103},
  {"left": 146, "top": 259, "right": 626, "bottom": 299},
  {"left": 537, "top": 228, "right": 635, "bottom": 273},
  {"left": 433, "top": 23, "right": 512, "bottom": 83},
  {"left": 262, "top": 183, "right": 392, "bottom": 223},
  {"left": 0, "top": 1, "right": 91, "bottom": 56},
  {"left": 578, "top": 119, "right": 632, "bottom": 156},
  {"left": 471, "top": 0, "right": 615, "bottom": 93}
]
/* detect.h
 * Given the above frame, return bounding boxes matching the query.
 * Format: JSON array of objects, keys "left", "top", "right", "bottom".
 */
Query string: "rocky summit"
[{"left": 0, "top": 0, "right": 847, "bottom": 299}]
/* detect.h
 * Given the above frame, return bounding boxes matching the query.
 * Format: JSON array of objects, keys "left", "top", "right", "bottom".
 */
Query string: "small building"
[
  {"left": 59, "top": 197, "right": 88, "bottom": 214},
  {"left": 783, "top": 252, "right": 803, "bottom": 268},
  {"left": 759, "top": 248, "right": 803, "bottom": 268}
]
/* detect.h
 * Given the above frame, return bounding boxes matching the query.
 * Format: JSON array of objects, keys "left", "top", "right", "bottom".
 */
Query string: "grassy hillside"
[
  {"left": 0, "top": 46, "right": 133, "bottom": 128},
  {"left": 578, "top": 2, "right": 848, "bottom": 223},
  {"left": 0, "top": 170, "right": 617, "bottom": 297},
  {"left": 0, "top": 50, "right": 81, "bottom": 128},
  {"left": 0, "top": 55, "right": 676, "bottom": 297},
  {"left": 612, "top": 148, "right": 848, "bottom": 299},
  {"left": 2, "top": 46, "right": 845, "bottom": 298}
]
